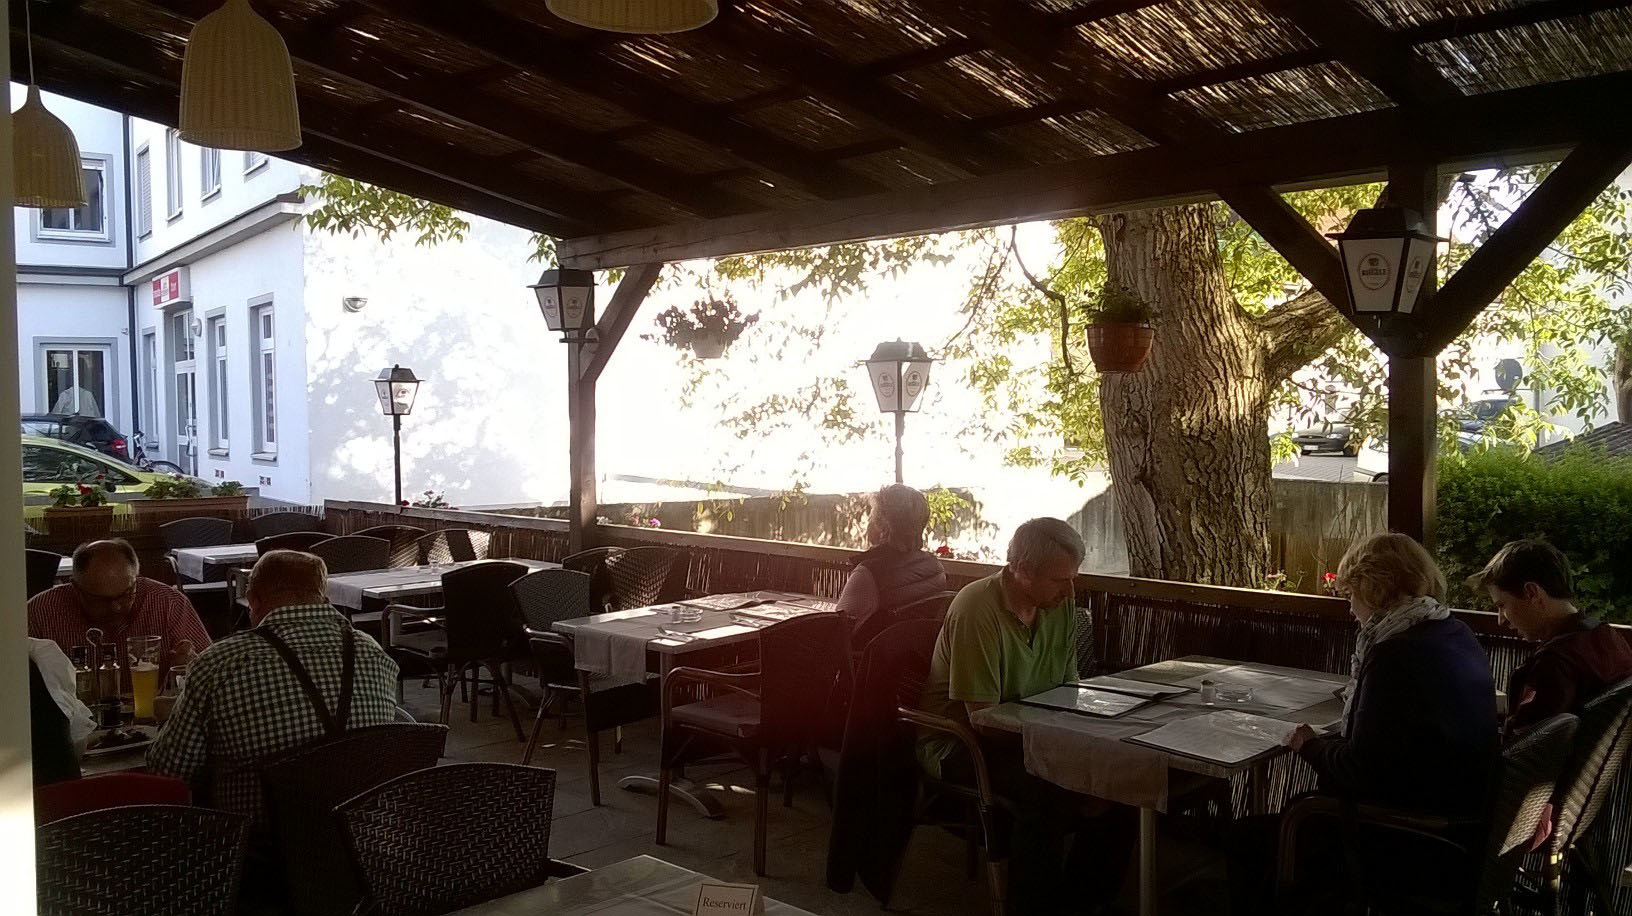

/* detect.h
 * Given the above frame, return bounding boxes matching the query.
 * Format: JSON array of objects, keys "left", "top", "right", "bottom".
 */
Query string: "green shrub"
[
  {"left": 143, "top": 476, "right": 202, "bottom": 500},
  {"left": 1437, "top": 447, "right": 1632, "bottom": 622}
]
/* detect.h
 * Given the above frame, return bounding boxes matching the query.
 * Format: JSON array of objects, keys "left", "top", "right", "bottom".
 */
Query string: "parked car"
[
  {"left": 20, "top": 435, "right": 201, "bottom": 520},
  {"left": 1292, "top": 420, "right": 1357, "bottom": 456},
  {"left": 1354, "top": 432, "right": 1482, "bottom": 482},
  {"left": 21, "top": 413, "right": 130, "bottom": 462},
  {"left": 1444, "top": 396, "right": 1519, "bottom": 434}
]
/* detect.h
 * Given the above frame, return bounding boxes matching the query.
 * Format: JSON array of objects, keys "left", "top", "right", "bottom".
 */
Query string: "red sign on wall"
[{"left": 151, "top": 268, "right": 189, "bottom": 307}]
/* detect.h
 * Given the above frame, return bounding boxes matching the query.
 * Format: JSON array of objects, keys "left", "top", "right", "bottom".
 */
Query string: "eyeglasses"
[{"left": 75, "top": 581, "right": 137, "bottom": 611}]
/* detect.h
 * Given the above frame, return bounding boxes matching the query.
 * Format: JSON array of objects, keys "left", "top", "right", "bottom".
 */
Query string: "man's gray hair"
[
  {"left": 72, "top": 539, "right": 139, "bottom": 579},
  {"left": 248, "top": 550, "right": 330, "bottom": 604},
  {"left": 1006, "top": 518, "right": 1085, "bottom": 572}
]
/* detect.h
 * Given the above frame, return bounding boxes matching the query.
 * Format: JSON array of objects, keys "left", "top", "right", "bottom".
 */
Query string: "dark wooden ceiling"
[{"left": 12, "top": 0, "right": 1632, "bottom": 267}]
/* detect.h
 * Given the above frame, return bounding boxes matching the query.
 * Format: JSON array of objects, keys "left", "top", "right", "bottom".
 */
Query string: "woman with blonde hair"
[
  {"left": 837, "top": 484, "right": 947, "bottom": 644},
  {"left": 1287, "top": 532, "right": 1498, "bottom": 813}
]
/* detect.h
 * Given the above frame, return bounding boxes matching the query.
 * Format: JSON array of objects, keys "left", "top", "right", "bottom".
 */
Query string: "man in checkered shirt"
[
  {"left": 28, "top": 539, "right": 210, "bottom": 672},
  {"left": 149, "top": 550, "right": 400, "bottom": 824}
]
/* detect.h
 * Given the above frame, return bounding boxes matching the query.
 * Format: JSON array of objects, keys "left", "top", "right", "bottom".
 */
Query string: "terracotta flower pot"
[
  {"left": 689, "top": 333, "right": 728, "bottom": 359},
  {"left": 1085, "top": 323, "right": 1155, "bottom": 373},
  {"left": 43, "top": 505, "right": 115, "bottom": 540}
]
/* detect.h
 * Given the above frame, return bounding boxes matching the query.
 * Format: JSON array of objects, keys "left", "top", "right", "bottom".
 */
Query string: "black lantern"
[
  {"left": 865, "top": 341, "right": 933, "bottom": 484},
  {"left": 373, "top": 365, "right": 421, "bottom": 506},
  {"left": 1327, "top": 208, "right": 1444, "bottom": 317},
  {"left": 530, "top": 268, "right": 596, "bottom": 337}
]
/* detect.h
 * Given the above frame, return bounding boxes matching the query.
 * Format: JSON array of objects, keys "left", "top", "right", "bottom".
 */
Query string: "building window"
[
  {"left": 244, "top": 150, "right": 268, "bottom": 174},
  {"left": 207, "top": 316, "right": 229, "bottom": 451},
  {"left": 165, "top": 129, "right": 184, "bottom": 218},
  {"left": 135, "top": 147, "right": 152, "bottom": 238},
  {"left": 38, "top": 159, "right": 109, "bottom": 241},
  {"left": 252, "top": 304, "right": 277, "bottom": 455},
  {"left": 141, "top": 330, "right": 158, "bottom": 448},
  {"left": 41, "top": 346, "right": 109, "bottom": 418},
  {"left": 200, "top": 147, "right": 221, "bottom": 200}
]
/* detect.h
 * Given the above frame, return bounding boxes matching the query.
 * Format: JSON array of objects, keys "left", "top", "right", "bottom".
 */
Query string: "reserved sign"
[{"left": 694, "top": 881, "right": 764, "bottom": 915}]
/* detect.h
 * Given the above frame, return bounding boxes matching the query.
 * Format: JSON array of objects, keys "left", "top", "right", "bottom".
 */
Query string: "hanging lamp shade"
[
  {"left": 13, "top": 86, "right": 86, "bottom": 209},
  {"left": 179, "top": 0, "right": 302, "bottom": 152},
  {"left": 545, "top": 0, "right": 718, "bottom": 33}
]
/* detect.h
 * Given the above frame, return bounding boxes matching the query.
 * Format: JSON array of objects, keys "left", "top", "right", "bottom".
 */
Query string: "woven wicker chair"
[
  {"left": 561, "top": 546, "right": 623, "bottom": 612},
  {"left": 355, "top": 525, "right": 427, "bottom": 568},
  {"left": 514, "top": 568, "right": 655, "bottom": 804},
  {"left": 851, "top": 589, "right": 956, "bottom": 652},
  {"left": 37, "top": 804, "right": 250, "bottom": 916},
  {"left": 659, "top": 612, "right": 853, "bottom": 875},
  {"left": 338, "top": 763, "right": 585, "bottom": 916},
  {"left": 384, "top": 561, "right": 533, "bottom": 738},
  {"left": 1531, "top": 677, "right": 1632, "bottom": 916},
  {"left": 308, "top": 535, "right": 390, "bottom": 575},
  {"left": 415, "top": 528, "right": 492, "bottom": 565},
  {"left": 604, "top": 546, "right": 682, "bottom": 611},
  {"left": 1276, "top": 713, "right": 1580, "bottom": 914},
  {"left": 26, "top": 548, "right": 62, "bottom": 598},
  {"left": 262, "top": 723, "right": 450, "bottom": 916},
  {"left": 256, "top": 530, "right": 332, "bottom": 555},
  {"left": 159, "top": 516, "right": 235, "bottom": 549},
  {"left": 250, "top": 510, "right": 325, "bottom": 538}
]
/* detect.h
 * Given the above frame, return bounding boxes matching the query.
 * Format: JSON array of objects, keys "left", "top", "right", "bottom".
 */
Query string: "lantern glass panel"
[
  {"left": 560, "top": 285, "right": 591, "bottom": 330},
  {"left": 1340, "top": 237, "right": 1408, "bottom": 313},
  {"left": 868, "top": 361, "right": 900, "bottom": 412},
  {"left": 1396, "top": 237, "right": 1435, "bottom": 315},
  {"left": 535, "top": 286, "right": 564, "bottom": 331},
  {"left": 900, "top": 360, "right": 932, "bottom": 412}
]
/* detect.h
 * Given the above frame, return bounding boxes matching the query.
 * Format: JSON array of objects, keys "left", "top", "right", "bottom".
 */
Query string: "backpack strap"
[{"left": 252, "top": 624, "right": 356, "bottom": 737}]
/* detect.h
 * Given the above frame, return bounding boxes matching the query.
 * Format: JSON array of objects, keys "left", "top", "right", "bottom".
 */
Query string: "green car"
[{"left": 21, "top": 435, "right": 187, "bottom": 519}]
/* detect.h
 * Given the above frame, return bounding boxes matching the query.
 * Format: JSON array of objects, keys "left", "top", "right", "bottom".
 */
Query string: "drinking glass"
[
  {"left": 128, "top": 635, "right": 163, "bottom": 722},
  {"left": 169, "top": 665, "right": 190, "bottom": 695}
]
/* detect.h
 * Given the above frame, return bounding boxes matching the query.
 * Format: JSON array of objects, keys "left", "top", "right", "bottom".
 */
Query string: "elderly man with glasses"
[{"left": 28, "top": 539, "right": 210, "bottom": 674}]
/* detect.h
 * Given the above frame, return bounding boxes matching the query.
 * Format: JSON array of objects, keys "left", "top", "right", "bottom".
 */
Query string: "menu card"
[
  {"left": 1070, "top": 675, "right": 1190, "bottom": 699},
  {"left": 1124, "top": 710, "right": 1298, "bottom": 765},
  {"left": 1020, "top": 685, "right": 1152, "bottom": 719}
]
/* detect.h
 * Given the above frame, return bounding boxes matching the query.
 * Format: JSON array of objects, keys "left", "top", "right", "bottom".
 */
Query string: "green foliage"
[
  {"left": 48, "top": 482, "right": 108, "bottom": 508},
  {"left": 211, "top": 480, "right": 244, "bottom": 497},
  {"left": 410, "top": 489, "right": 448, "bottom": 508},
  {"left": 1437, "top": 448, "right": 1632, "bottom": 622},
  {"left": 144, "top": 476, "right": 202, "bottom": 500},
  {"left": 647, "top": 296, "right": 759, "bottom": 350},
  {"left": 924, "top": 486, "right": 971, "bottom": 541},
  {"left": 301, "top": 174, "right": 472, "bottom": 247},
  {"left": 1087, "top": 283, "right": 1154, "bottom": 325}
]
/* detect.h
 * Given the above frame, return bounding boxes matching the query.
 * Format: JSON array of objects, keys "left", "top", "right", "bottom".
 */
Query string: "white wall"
[
  {"left": 147, "top": 220, "right": 309, "bottom": 501},
  {"left": 128, "top": 116, "right": 302, "bottom": 268},
  {"left": 10, "top": 84, "right": 127, "bottom": 271},
  {"left": 301, "top": 215, "right": 569, "bottom": 507},
  {"left": 15, "top": 279, "right": 131, "bottom": 430}
]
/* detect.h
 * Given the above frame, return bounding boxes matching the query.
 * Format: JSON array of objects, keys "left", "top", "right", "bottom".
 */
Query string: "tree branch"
[
  {"left": 1008, "top": 226, "right": 1076, "bottom": 377},
  {"left": 1258, "top": 288, "right": 1354, "bottom": 383}
]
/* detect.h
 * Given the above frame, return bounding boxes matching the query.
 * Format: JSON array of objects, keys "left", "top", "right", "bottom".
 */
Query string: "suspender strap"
[{"left": 252, "top": 625, "right": 355, "bottom": 737}]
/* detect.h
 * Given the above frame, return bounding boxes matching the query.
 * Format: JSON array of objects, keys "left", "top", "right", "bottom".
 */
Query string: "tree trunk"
[{"left": 1096, "top": 206, "right": 1275, "bottom": 586}]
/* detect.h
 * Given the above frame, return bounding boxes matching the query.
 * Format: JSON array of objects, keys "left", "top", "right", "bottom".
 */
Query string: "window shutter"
[{"left": 136, "top": 149, "right": 152, "bottom": 236}]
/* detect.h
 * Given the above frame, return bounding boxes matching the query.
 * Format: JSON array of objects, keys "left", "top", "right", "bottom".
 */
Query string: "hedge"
[{"left": 1437, "top": 448, "right": 1632, "bottom": 623}]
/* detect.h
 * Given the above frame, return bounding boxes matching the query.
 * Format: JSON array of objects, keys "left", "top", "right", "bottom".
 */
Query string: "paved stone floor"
[{"left": 402, "top": 680, "right": 1232, "bottom": 915}]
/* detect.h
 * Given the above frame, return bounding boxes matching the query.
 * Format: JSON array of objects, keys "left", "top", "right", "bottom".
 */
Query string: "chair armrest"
[
  {"left": 381, "top": 603, "right": 443, "bottom": 647},
  {"left": 1276, "top": 793, "right": 1479, "bottom": 887},
  {"left": 897, "top": 707, "right": 999, "bottom": 808},
  {"left": 542, "top": 858, "right": 590, "bottom": 880},
  {"left": 661, "top": 666, "right": 760, "bottom": 719}
]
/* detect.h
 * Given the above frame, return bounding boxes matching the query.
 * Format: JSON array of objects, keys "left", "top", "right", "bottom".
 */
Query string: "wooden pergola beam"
[
  {"left": 559, "top": 70, "right": 1630, "bottom": 268},
  {"left": 582, "top": 264, "right": 663, "bottom": 385},
  {"left": 12, "top": 22, "right": 611, "bottom": 238},
  {"left": 1217, "top": 188, "right": 1347, "bottom": 306},
  {"left": 121, "top": 0, "right": 755, "bottom": 219},
  {"left": 1263, "top": 0, "right": 1463, "bottom": 106},
  {"left": 1427, "top": 133, "right": 1632, "bottom": 351},
  {"left": 349, "top": 0, "right": 886, "bottom": 201}
]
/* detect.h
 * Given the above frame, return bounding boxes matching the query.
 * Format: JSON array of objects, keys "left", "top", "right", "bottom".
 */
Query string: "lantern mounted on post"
[
  {"left": 1328, "top": 208, "right": 1445, "bottom": 331},
  {"left": 530, "top": 268, "right": 597, "bottom": 340},
  {"left": 865, "top": 340, "right": 933, "bottom": 484},
  {"left": 373, "top": 365, "right": 421, "bottom": 507}
]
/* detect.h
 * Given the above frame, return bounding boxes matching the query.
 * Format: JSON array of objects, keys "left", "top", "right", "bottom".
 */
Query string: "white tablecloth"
[
  {"left": 170, "top": 545, "right": 258, "bottom": 581},
  {"left": 326, "top": 559, "right": 555, "bottom": 609},
  {"left": 564, "top": 594, "right": 832, "bottom": 684}
]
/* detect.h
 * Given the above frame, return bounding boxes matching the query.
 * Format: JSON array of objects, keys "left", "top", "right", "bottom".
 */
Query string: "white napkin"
[{"left": 29, "top": 638, "right": 96, "bottom": 747}]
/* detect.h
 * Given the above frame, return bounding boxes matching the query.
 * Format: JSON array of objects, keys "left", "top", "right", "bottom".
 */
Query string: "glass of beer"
[{"left": 128, "top": 635, "right": 163, "bottom": 722}]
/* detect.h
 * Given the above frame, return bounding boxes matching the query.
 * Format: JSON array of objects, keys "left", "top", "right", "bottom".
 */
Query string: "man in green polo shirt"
[{"left": 919, "top": 517, "right": 1131, "bottom": 914}]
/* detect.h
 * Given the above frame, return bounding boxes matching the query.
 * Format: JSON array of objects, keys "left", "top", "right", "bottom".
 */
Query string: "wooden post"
[
  {"left": 565, "top": 263, "right": 664, "bottom": 554},
  {"left": 1385, "top": 162, "right": 1439, "bottom": 547}
]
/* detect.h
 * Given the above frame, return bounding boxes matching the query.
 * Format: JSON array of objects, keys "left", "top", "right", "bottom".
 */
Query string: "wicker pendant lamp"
[
  {"left": 13, "top": 2, "right": 86, "bottom": 208},
  {"left": 179, "top": 0, "right": 301, "bottom": 152},
  {"left": 546, "top": 0, "right": 718, "bottom": 33}
]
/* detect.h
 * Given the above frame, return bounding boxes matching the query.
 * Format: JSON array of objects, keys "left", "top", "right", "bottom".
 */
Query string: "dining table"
[
  {"left": 968, "top": 655, "right": 1350, "bottom": 916},
  {"left": 326, "top": 558, "right": 558, "bottom": 619},
  {"left": 170, "top": 544, "right": 260, "bottom": 583},
  {"left": 448, "top": 854, "right": 817, "bottom": 915},
  {"left": 551, "top": 590, "right": 838, "bottom": 817}
]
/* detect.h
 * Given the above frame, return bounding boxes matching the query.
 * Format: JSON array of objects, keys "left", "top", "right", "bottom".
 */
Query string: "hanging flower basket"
[
  {"left": 1084, "top": 284, "right": 1156, "bottom": 374},
  {"left": 646, "top": 295, "right": 758, "bottom": 360}
]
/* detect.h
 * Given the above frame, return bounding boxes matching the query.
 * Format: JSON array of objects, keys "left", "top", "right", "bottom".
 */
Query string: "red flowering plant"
[
  {"left": 1322, "top": 571, "right": 1340, "bottom": 597},
  {"left": 49, "top": 473, "right": 110, "bottom": 508}
]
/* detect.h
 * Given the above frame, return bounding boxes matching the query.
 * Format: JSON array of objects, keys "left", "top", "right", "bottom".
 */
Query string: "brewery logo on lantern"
[
  {"left": 1358, "top": 252, "right": 1391, "bottom": 290},
  {"left": 877, "top": 371, "right": 897, "bottom": 401},
  {"left": 903, "top": 367, "right": 926, "bottom": 400},
  {"left": 562, "top": 289, "right": 588, "bottom": 327}
]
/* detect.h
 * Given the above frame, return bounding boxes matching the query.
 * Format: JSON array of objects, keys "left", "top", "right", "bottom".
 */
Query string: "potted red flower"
[
  {"left": 43, "top": 476, "right": 115, "bottom": 539},
  {"left": 1084, "top": 283, "right": 1156, "bottom": 373},
  {"left": 131, "top": 476, "right": 250, "bottom": 528},
  {"left": 649, "top": 295, "right": 759, "bottom": 359}
]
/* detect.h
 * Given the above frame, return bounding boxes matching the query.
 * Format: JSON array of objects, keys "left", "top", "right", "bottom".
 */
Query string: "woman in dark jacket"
[{"left": 838, "top": 484, "right": 947, "bottom": 646}]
